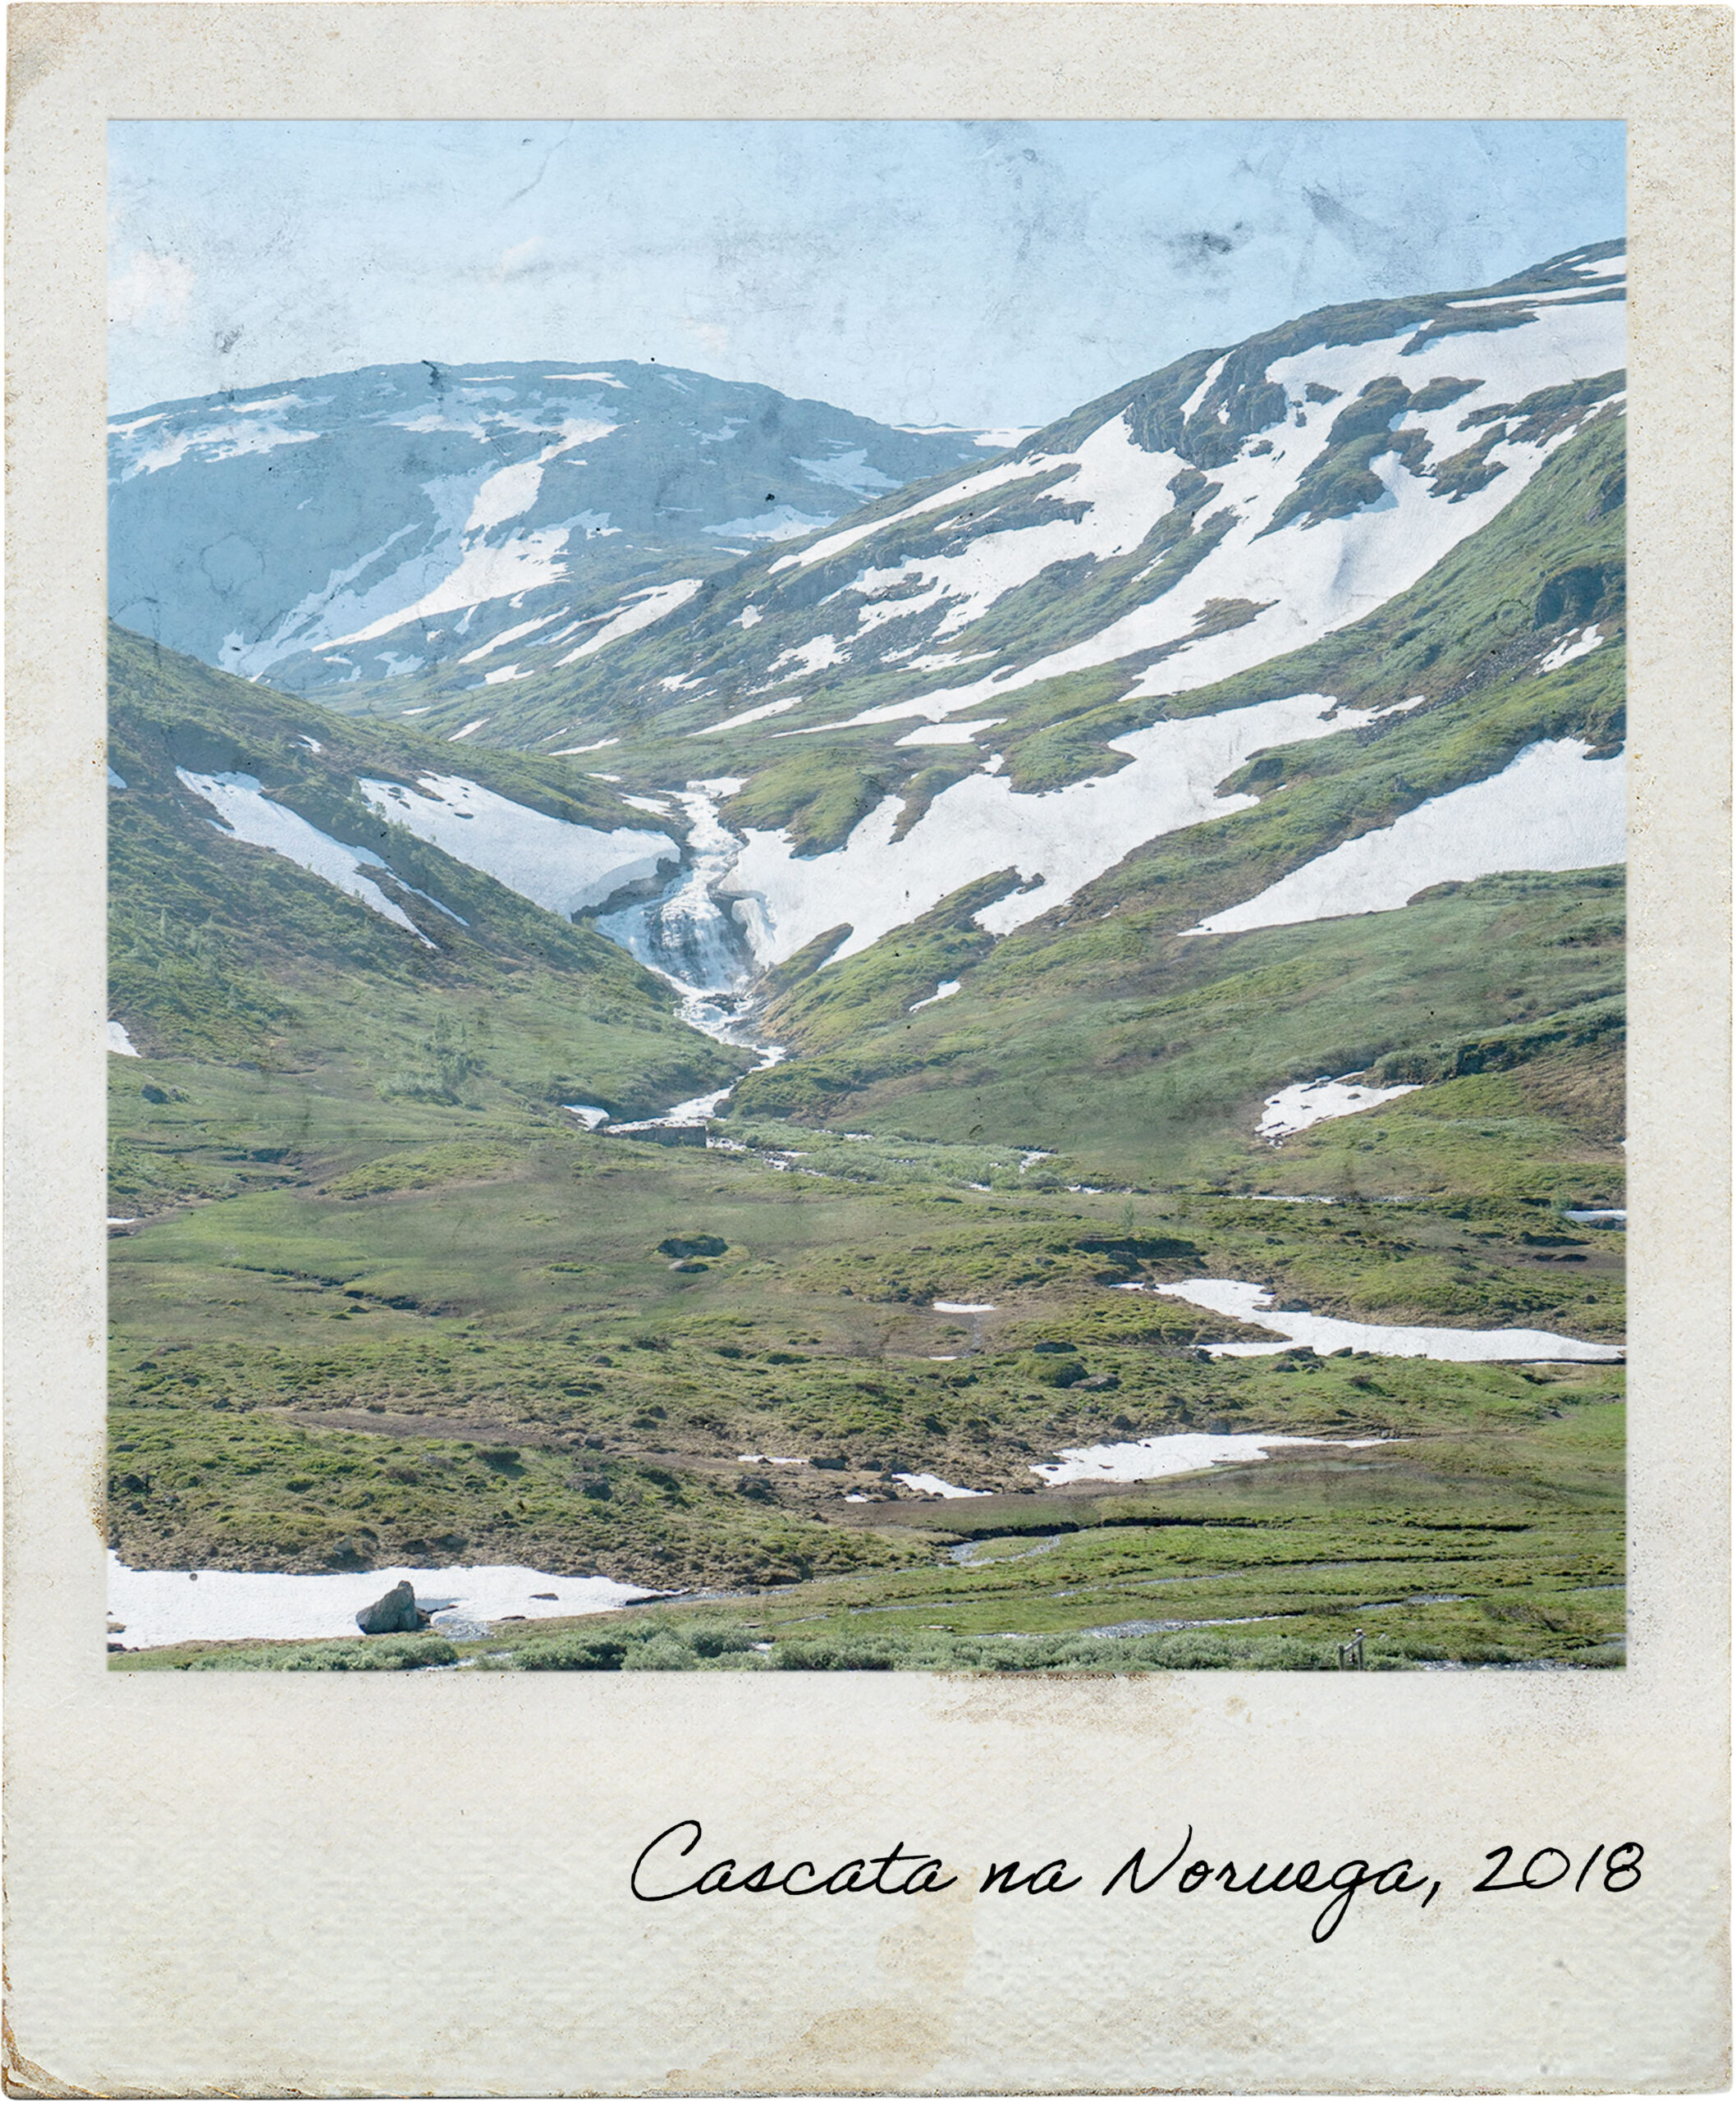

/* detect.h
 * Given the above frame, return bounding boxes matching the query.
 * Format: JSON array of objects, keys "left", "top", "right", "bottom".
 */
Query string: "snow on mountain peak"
[{"left": 109, "top": 362, "right": 987, "bottom": 697}]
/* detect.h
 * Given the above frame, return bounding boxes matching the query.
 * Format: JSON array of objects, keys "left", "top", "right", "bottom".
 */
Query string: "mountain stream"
[{"left": 593, "top": 781, "right": 784, "bottom": 1126}]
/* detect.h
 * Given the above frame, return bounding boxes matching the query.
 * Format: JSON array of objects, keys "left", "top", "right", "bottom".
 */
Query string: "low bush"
[
  {"left": 187, "top": 1634, "right": 458, "bottom": 1672},
  {"left": 514, "top": 1634, "right": 629, "bottom": 1670}
]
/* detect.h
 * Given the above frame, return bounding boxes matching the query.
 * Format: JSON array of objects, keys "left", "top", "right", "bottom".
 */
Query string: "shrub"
[
  {"left": 688, "top": 1627, "right": 758, "bottom": 1658},
  {"left": 772, "top": 1640, "right": 897, "bottom": 1671},
  {"left": 621, "top": 1632, "right": 695, "bottom": 1671},
  {"left": 514, "top": 1635, "right": 630, "bottom": 1671},
  {"left": 188, "top": 1635, "right": 458, "bottom": 1672}
]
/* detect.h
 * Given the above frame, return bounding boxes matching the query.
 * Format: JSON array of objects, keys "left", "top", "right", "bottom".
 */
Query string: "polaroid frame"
[{"left": 5, "top": 6, "right": 1729, "bottom": 2091}]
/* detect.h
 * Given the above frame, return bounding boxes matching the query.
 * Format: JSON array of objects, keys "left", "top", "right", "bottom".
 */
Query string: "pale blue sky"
[{"left": 109, "top": 120, "right": 1624, "bottom": 425}]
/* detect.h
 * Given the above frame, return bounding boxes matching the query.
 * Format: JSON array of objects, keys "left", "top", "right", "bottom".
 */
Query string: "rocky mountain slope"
[
  {"left": 296, "top": 242, "right": 1626, "bottom": 1183},
  {"left": 108, "top": 363, "right": 990, "bottom": 697},
  {"left": 374, "top": 240, "right": 1624, "bottom": 767},
  {"left": 719, "top": 402, "right": 1628, "bottom": 1192}
]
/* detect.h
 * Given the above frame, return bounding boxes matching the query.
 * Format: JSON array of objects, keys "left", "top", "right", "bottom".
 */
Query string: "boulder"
[{"left": 355, "top": 1579, "right": 420, "bottom": 1634}]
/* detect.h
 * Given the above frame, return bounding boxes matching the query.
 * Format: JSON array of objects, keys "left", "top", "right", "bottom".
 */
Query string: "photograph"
[{"left": 103, "top": 115, "right": 1631, "bottom": 1677}]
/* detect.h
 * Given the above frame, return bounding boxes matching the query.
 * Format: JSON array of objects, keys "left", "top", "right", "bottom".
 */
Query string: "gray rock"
[{"left": 355, "top": 1579, "right": 420, "bottom": 1634}]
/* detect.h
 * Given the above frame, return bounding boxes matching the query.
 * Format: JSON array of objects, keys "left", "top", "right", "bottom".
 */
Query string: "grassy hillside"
[
  {"left": 108, "top": 628, "right": 740, "bottom": 1166},
  {"left": 109, "top": 1092, "right": 1624, "bottom": 1650},
  {"left": 724, "top": 420, "right": 1625, "bottom": 1194}
]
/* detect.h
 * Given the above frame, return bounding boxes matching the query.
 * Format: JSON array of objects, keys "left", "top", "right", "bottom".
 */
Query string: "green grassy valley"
[
  {"left": 109, "top": 968, "right": 1624, "bottom": 1665},
  {"left": 106, "top": 254, "right": 1628, "bottom": 1674}
]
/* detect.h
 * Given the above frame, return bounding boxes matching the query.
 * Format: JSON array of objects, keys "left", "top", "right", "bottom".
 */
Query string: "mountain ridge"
[
  {"left": 109, "top": 360, "right": 991, "bottom": 698},
  {"left": 350, "top": 238, "right": 1623, "bottom": 762}
]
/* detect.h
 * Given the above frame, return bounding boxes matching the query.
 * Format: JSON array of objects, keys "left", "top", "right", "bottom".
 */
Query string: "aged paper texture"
[{"left": 5, "top": 5, "right": 1730, "bottom": 2092}]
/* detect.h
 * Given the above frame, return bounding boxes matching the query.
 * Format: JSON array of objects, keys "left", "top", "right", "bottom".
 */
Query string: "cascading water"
[{"left": 593, "top": 779, "right": 783, "bottom": 1122}]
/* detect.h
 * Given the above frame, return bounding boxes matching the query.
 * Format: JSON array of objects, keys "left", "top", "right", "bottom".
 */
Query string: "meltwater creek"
[{"left": 593, "top": 780, "right": 784, "bottom": 1125}]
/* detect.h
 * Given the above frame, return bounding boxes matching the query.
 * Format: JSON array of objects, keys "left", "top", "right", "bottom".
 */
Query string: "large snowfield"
[
  {"left": 799, "top": 291, "right": 1624, "bottom": 730},
  {"left": 107, "top": 1554, "right": 657, "bottom": 1650},
  {"left": 726, "top": 689, "right": 1390, "bottom": 964},
  {"left": 703, "top": 282, "right": 1627, "bottom": 969},
  {"left": 1188, "top": 739, "right": 1626, "bottom": 936},
  {"left": 359, "top": 771, "right": 678, "bottom": 916}
]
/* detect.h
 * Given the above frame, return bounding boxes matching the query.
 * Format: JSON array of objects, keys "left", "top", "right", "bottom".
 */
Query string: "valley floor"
[{"left": 108, "top": 1057, "right": 1625, "bottom": 1673}]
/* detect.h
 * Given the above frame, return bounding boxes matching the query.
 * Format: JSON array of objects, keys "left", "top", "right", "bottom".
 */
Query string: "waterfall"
[
  {"left": 593, "top": 780, "right": 782, "bottom": 1121},
  {"left": 598, "top": 784, "right": 754, "bottom": 998}
]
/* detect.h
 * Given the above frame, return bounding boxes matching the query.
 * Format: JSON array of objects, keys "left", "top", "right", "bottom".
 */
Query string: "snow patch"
[
  {"left": 458, "top": 611, "right": 568, "bottom": 662},
  {"left": 1257, "top": 1077, "right": 1422, "bottom": 1139},
  {"left": 1179, "top": 355, "right": 1230, "bottom": 420},
  {"left": 769, "top": 454, "right": 1054, "bottom": 574},
  {"left": 769, "top": 634, "right": 846, "bottom": 680},
  {"left": 793, "top": 449, "right": 902, "bottom": 497},
  {"left": 895, "top": 1473, "right": 989, "bottom": 1499},
  {"left": 108, "top": 1022, "right": 140, "bottom": 1056},
  {"left": 704, "top": 507, "right": 837, "bottom": 543},
  {"left": 116, "top": 414, "right": 322, "bottom": 481},
  {"left": 1186, "top": 739, "right": 1625, "bottom": 936},
  {"left": 1537, "top": 624, "right": 1605, "bottom": 673},
  {"left": 909, "top": 981, "right": 962, "bottom": 1012},
  {"left": 894, "top": 719, "right": 1003, "bottom": 747},
  {"left": 700, "top": 696, "right": 808, "bottom": 735},
  {"left": 1033, "top": 1430, "right": 1386, "bottom": 1487},
  {"left": 325, "top": 520, "right": 576, "bottom": 653},
  {"left": 556, "top": 579, "right": 703, "bottom": 664},
  {"left": 177, "top": 770, "right": 433, "bottom": 945},
  {"left": 1152, "top": 1279, "right": 1624, "bottom": 1362},
  {"left": 107, "top": 1552, "right": 657, "bottom": 1650},
  {"left": 1450, "top": 287, "right": 1619, "bottom": 309}
]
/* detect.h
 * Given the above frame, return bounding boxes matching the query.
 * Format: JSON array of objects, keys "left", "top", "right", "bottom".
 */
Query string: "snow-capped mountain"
[
  {"left": 107, "top": 242, "right": 1627, "bottom": 1160},
  {"left": 405, "top": 243, "right": 1624, "bottom": 993},
  {"left": 108, "top": 363, "right": 991, "bottom": 696},
  {"left": 498, "top": 240, "right": 1623, "bottom": 732}
]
